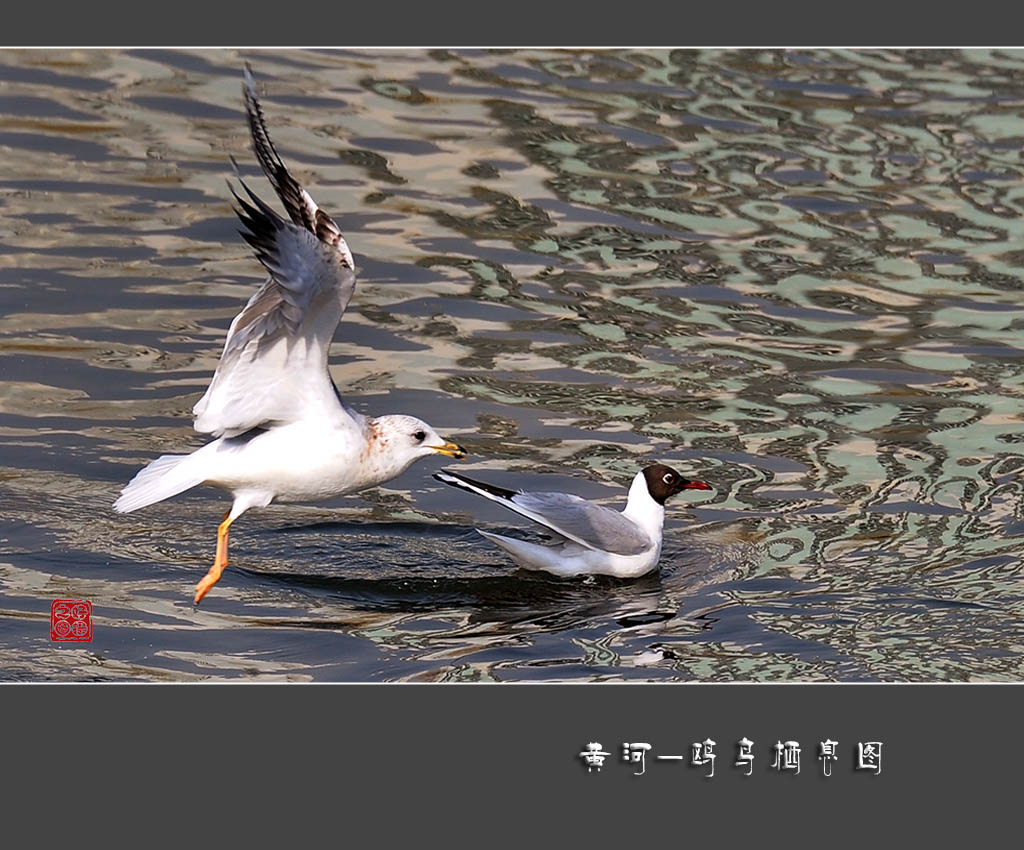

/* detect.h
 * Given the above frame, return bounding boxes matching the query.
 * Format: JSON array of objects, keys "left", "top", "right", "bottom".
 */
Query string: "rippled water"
[{"left": 2, "top": 48, "right": 1024, "bottom": 681}]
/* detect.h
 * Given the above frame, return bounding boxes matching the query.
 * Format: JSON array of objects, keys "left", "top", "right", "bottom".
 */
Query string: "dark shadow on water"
[
  {"left": 266, "top": 519, "right": 482, "bottom": 539},
  {"left": 229, "top": 527, "right": 689, "bottom": 634},
  {"left": 237, "top": 559, "right": 671, "bottom": 618}
]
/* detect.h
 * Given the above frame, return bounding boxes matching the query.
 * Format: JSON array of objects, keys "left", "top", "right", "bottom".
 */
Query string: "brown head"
[{"left": 641, "top": 464, "right": 712, "bottom": 505}]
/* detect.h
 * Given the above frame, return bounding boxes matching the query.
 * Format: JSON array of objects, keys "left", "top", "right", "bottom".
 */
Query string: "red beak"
[{"left": 682, "top": 480, "right": 712, "bottom": 491}]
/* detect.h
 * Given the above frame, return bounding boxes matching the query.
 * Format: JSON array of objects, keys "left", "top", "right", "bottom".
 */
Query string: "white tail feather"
[
  {"left": 476, "top": 529, "right": 548, "bottom": 563},
  {"left": 113, "top": 454, "right": 205, "bottom": 513}
]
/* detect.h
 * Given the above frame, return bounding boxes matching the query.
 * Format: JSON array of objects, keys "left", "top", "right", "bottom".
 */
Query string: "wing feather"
[
  {"left": 435, "top": 471, "right": 652, "bottom": 556},
  {"left": 192, "top": 66, "right": 361, "bottom": 438},
  {"left": 510, "top": 491, "right": 653, "bottom": 556}
]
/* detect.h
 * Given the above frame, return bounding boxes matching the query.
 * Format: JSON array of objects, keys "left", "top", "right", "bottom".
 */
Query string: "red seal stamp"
[{"left": 51, "top": 599, "right": 93, "bottom": 642}]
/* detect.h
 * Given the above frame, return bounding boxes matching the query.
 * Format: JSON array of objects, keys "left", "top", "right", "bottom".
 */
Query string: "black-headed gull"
[
  {"left": 434, "top": 464, "right": 711, "bottom": 578},
  {"left": 114, "top": 66, "right": 465, "bottom": 603}
]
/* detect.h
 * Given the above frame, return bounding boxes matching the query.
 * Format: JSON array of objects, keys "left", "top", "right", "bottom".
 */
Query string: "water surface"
[{"left": 2, "top": 48, "right": 1024, "bottom": 681}]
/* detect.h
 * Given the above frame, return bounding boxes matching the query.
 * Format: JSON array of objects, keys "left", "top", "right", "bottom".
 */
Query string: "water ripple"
[{"left": 2, "top": 48, "right": 1024, "bottom": 681}]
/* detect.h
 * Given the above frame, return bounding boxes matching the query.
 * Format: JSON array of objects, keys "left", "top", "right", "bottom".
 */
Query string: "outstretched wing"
[
  {"left": 434, "top": 471, "right": 653, "bottom": 556},
  {"left": 193, "top": 65, "right": 360, "bottom": 438},
  {"left": 240, "top": 64, "right": 354, "bottom": 263}
]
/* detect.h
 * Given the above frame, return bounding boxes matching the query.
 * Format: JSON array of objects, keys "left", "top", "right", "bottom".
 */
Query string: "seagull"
[
  {"left": 434, "top": 464, "right": 711, "bottom": 578},
  {"left": 114, "top": 65, "right": 465, "bottom": 604}
]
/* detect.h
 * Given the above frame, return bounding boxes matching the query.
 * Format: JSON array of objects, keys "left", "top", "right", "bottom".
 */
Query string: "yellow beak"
[{"left": 430, "top": 440, "right": 467, "bottom": 459}]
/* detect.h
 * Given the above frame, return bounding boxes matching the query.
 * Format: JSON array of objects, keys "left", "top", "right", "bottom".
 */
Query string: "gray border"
[
  {"left": 5, "top": 683, "right": 1021, "bottom": 835},
  {"left": 1, "top": 23, "right": 1019, "bottom": 833},
  {"left": 2, "top": 1, "right": 1014, "bottom": 47}
]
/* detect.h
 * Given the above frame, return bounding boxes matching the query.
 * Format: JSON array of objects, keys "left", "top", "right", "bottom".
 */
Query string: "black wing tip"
[
  {"left": 227, "top": 182, "right": 263, "bottom": 226},
  {"left": 435, "top": 468, "right": 472, "bottom": 482},
  {"left": 228, "top": 179, "right": 284, "bottom": 260},
  {"left": 240, "top": 63, "right": 278, "bottom": 160},
  {"left": 434, "top": 469, "right": 518, "bottom": 501},
  {"left": 229, "top": 176, "right": 283, "bottom": 223},
  {"left": 237, "top": 63, "right": 319, "bottom": 235}
]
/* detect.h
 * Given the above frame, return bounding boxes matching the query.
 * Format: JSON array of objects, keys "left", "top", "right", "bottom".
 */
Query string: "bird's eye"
[
  {"left": 663, "top": 473, "right": 674, "bottom": 484},
  {"left": 413, "top": 430, "right": 426, "bottom": 442}
]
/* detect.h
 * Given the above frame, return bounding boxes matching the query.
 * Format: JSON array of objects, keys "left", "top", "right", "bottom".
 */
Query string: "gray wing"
[
  {"left": 510, "top": 491, "right": 653, "bottom": 556},
  {"left": 192, "top": 65, "right": 360, "bottom": 438}
]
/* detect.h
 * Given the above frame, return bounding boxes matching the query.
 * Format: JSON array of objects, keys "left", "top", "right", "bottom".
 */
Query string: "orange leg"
[{"left": 194, "top": 511, "right": 234, "bottom": 605}]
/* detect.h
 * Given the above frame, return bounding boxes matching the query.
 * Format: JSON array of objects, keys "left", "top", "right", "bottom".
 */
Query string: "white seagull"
[
  {"left": 114, "top": 66, "right": 465, "bottom": 603},
  {"left": 434, "top": 464, "right": 711, "bottom": 578}
]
